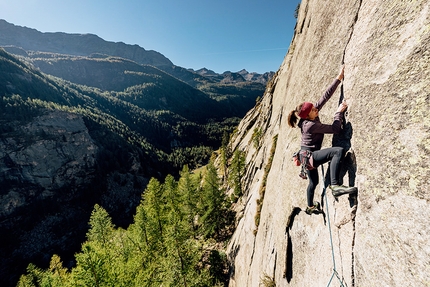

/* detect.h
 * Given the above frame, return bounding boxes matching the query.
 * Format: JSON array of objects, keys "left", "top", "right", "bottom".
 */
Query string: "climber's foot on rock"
[
  {"left": 330, "top": 185, "right": 358, "bottom": 198},
  {"left": 305, "top": 202, "right": 322, "bottom": 215}
]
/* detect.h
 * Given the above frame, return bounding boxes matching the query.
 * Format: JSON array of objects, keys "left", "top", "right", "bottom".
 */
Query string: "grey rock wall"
[
  {"left": 0, "top": 110, "right": 98, "bottom": 217},
  {"left": 226, "top": 0, "right": 430, "bottom": 286}
]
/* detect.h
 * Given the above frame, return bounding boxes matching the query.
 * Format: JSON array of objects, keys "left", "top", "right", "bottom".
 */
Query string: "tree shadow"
[{"left": 227, "top": 243, "right": 240, "bottom": 283}]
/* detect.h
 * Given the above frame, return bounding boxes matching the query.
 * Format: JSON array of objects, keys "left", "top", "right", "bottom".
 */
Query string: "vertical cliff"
[{"left": 226, "top": 0, "right": 430, "bottom": 286}]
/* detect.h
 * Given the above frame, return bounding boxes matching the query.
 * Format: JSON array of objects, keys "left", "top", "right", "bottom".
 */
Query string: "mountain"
[
  {"left": 237, "top": 69, "right": 274, "bottom": 84},
  {"left": 0, "top": 19, "right": 274, "bottom": 121},
  {"left": 0, "top": 18, "right": 276, "bottom": 286},
  {"left": 0, "top": 19, "right": 274, "bottom": 87},
  {"left": 0, "top": 47, "right": 240, "bottom": 286},
  {"left": 224, "top": 0, "right": 430, "bottom": 286},
  {"left": 0, "top": 48, "right": 150, "bottom": 286},
  {"left": 20, "top": 52, "right": 229, "bottom": 121},
  {"left": 0, "top": 18, "right": 277, "bottom": 286},
  {"left": 190, "top": 67, "right": 275, "bottom": 85},
  {"left": 0, "top": 19, "right": 172, "bottom": 67}
]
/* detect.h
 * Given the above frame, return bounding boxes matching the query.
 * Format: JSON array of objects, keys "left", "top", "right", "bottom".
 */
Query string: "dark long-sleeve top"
[{"left": 298, "top": 79, "right": 343, "bottom": 151}]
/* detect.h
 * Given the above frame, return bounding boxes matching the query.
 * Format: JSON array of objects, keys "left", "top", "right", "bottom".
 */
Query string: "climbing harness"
[
  {"left": 320, "top": 164, "right": 348, "bottom": 287},
  {"left": 292, "top": 150, "right": 315, "bottom": 179}
]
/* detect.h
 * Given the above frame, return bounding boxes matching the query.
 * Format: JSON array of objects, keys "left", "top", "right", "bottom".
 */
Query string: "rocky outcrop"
[
  {"left": 0, "top": 110, "right": 98, "bottom": 217},
  {"left": 226, "top": 0, "right": 430, "bottom": 286},
  {"left": 0, "top": 109, "right": 149, "bottom": 286}
]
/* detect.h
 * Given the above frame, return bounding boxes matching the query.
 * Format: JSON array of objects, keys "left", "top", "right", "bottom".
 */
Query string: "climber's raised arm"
[{"left": 315, "top": 65, "right": 345, "bottom": 110}]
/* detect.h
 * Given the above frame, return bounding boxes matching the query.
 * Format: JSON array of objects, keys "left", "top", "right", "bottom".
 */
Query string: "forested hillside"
[
  {"left": 0, "top": 19, "right": 275, "bottom": 287},
  {"left": 0, "top": 45, "right": 262, "bottom": 286},
  {"left": 0, "top": 48, "right": 231, "bottom": 168},
  {"left": 17, "top": 164, "right": 236, "bottom": 287}
]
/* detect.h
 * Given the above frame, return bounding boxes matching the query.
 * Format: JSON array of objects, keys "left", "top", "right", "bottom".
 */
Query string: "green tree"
[
  {"left": 47, "top": 255, "right": 70, "bottom": 286},
  {"left": 17, "top": 264, "right": 45, "bottom": 287},
  {"left": 70, "top": 205, "right": 117, "bottom": 286},
  {"left": 163, "top": 174, "right": 193, "bottom": 286},
  {"left": 72, "top": 243, "right": 110, "bottom": 287},
  {"left": 142, "top": 178, "right": 166, "bottom": 241},
  {"left": 128, "top": 196, "right": 164, "bottom": 286},
  {"left": 86, "top": 204, "right": 115, "bottom": 247},
  {"left": 220, "top": 131, "right": 231, "bottom": 179},
  {"left": 17, "top": 166, "right": 232, "bottom": 287},
  {"left": 200, "top": 161, "right": 227, "bottom": 239},
  {"left": 139, "top": 177, "right": 167, "bottom": 284},
  {"left": 177, "top": 165, "right": 200, "bottom": 234}
]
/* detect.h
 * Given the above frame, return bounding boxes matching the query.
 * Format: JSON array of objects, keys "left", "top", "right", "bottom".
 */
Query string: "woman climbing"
[{"left": 288, "top": 65, "right": 357, "bottom": 215}]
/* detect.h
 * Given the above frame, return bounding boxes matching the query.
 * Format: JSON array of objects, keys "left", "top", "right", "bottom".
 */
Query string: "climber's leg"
[
  {"left": 306, "top": 168, "right": 319, "bottom": 207},
  {"left": 312, "top": 147, "right": 343, "bottom": 185}
]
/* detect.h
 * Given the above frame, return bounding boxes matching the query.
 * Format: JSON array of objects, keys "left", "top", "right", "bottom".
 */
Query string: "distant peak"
[{"left": 196, "top": 68, "right": 217, "bottom": 75}]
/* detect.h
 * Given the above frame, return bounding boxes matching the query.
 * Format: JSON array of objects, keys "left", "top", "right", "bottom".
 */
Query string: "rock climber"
[{"left": 287, "top": 65, "right": 358, "bottom": 215}]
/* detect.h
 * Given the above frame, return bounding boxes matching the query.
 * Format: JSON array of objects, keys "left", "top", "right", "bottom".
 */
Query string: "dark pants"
[{"left": 305, "top": 147, "right": 343, "bottom": 206}]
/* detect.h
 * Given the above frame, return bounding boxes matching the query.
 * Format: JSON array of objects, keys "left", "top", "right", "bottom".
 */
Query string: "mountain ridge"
[
  {"left": 0, "top": 19, "right": 274, "bottom": 84},
  {"left": 0, "top": 19, "right": 173, "bottom": 67}
]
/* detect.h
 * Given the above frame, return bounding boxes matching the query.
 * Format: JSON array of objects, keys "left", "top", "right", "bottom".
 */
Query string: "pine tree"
[
  {"left": 71, "top": 205, "right": 115, "bottom": 286},
  {"left": 200, "top": 161, "right": 227, "bottom": 239},
  {"left": 142, "top": 178, "right": 166, "bottom": 242},
  {"left": 72, "top": 243, "right": 110, "bottom": 287},
  {"left": 17, "top": 264, "right": 44, "bottom": 287},
  {"left": 219, "top": 131, "right": 231, "bottom": 179},
  {"left": 124, "top": 198, "right": 162, "bottom": 286},
  {"left": 46, "top": 255, "right": 70, "bottom": 286},
  {"left": 139, "top": 177, "right": 168, "bottom": 284},
  {"left": 16, "top": 168, "right": 230, "bottom": 287},
  {"left": 177, "top": 165, "right": 200, "bottom": 234},
  {"left": 163, "top": 172, "right": 213, "bottom": 287},
  {"left": 86, "top": 204, "right": 114, "bottom": 247}
]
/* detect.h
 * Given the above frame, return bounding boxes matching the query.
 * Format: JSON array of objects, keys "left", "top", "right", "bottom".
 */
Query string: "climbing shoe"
[
  {"left": 305, "top": 202, "right": 322, "bottom": 215},
  {"left": 330, "top": 185, "right": 358, "bottom": 198}
]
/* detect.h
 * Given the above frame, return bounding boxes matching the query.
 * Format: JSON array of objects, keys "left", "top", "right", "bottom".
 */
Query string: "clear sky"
[{"left": 0, "top": 0, "right": 301, "bottom": 74}]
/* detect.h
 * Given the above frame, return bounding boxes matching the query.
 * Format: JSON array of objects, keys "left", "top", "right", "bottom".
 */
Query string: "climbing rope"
[{"left": 320, "top": 164, "right": 348, "bottom": 287}]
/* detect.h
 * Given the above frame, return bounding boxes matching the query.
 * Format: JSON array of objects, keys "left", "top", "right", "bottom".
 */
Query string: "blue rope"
[{"left": 320, "top": 164, "right": 347, "bottom": 287}]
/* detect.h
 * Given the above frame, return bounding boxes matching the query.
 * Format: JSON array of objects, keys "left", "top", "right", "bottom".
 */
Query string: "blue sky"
[{"left": 0, "top": 0, "right": 301, "bottom": 74}]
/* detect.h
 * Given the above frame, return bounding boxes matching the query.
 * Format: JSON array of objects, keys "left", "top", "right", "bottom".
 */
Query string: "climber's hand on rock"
[
  {"left": 337, "top": 65, "right": 345, "bottom": 81},
  {"left": 336, "top": 100, "right": 348, "bottom": 113}
]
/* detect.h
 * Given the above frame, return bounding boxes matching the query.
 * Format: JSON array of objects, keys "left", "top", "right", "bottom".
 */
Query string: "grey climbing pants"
[{"left": 305, "top": 147, "right": 343, "bottom": 206}]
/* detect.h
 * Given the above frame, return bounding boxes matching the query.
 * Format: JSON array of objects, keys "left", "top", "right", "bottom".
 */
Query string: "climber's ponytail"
[{"left": 288, "top": 103, "right": 303, "bottom": 128}]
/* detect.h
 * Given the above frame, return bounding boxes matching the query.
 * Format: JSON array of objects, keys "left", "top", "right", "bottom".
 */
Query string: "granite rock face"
[
  {"left": 0, "top": 109, "right": 148, "bottom": 286},
  {"left": 0, "top": 110, "right": 98, "bottom": 217},
  {"left": 226, "top": 0, "right": 430, "bottom": 286}
]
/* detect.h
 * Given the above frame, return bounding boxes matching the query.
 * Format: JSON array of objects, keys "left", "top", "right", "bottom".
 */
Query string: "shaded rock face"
[
  {"left": 0, "top": 110, "right": 100, "bottom": 286},
  {"left": 0, "top": 110, "right": 98, "bottom": 217},
  {"left": 0, "top": 110, "right": 148, "bottom": 286},
  {"left": 226, "top": 0, "right": 430, "bottom": 286}
]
